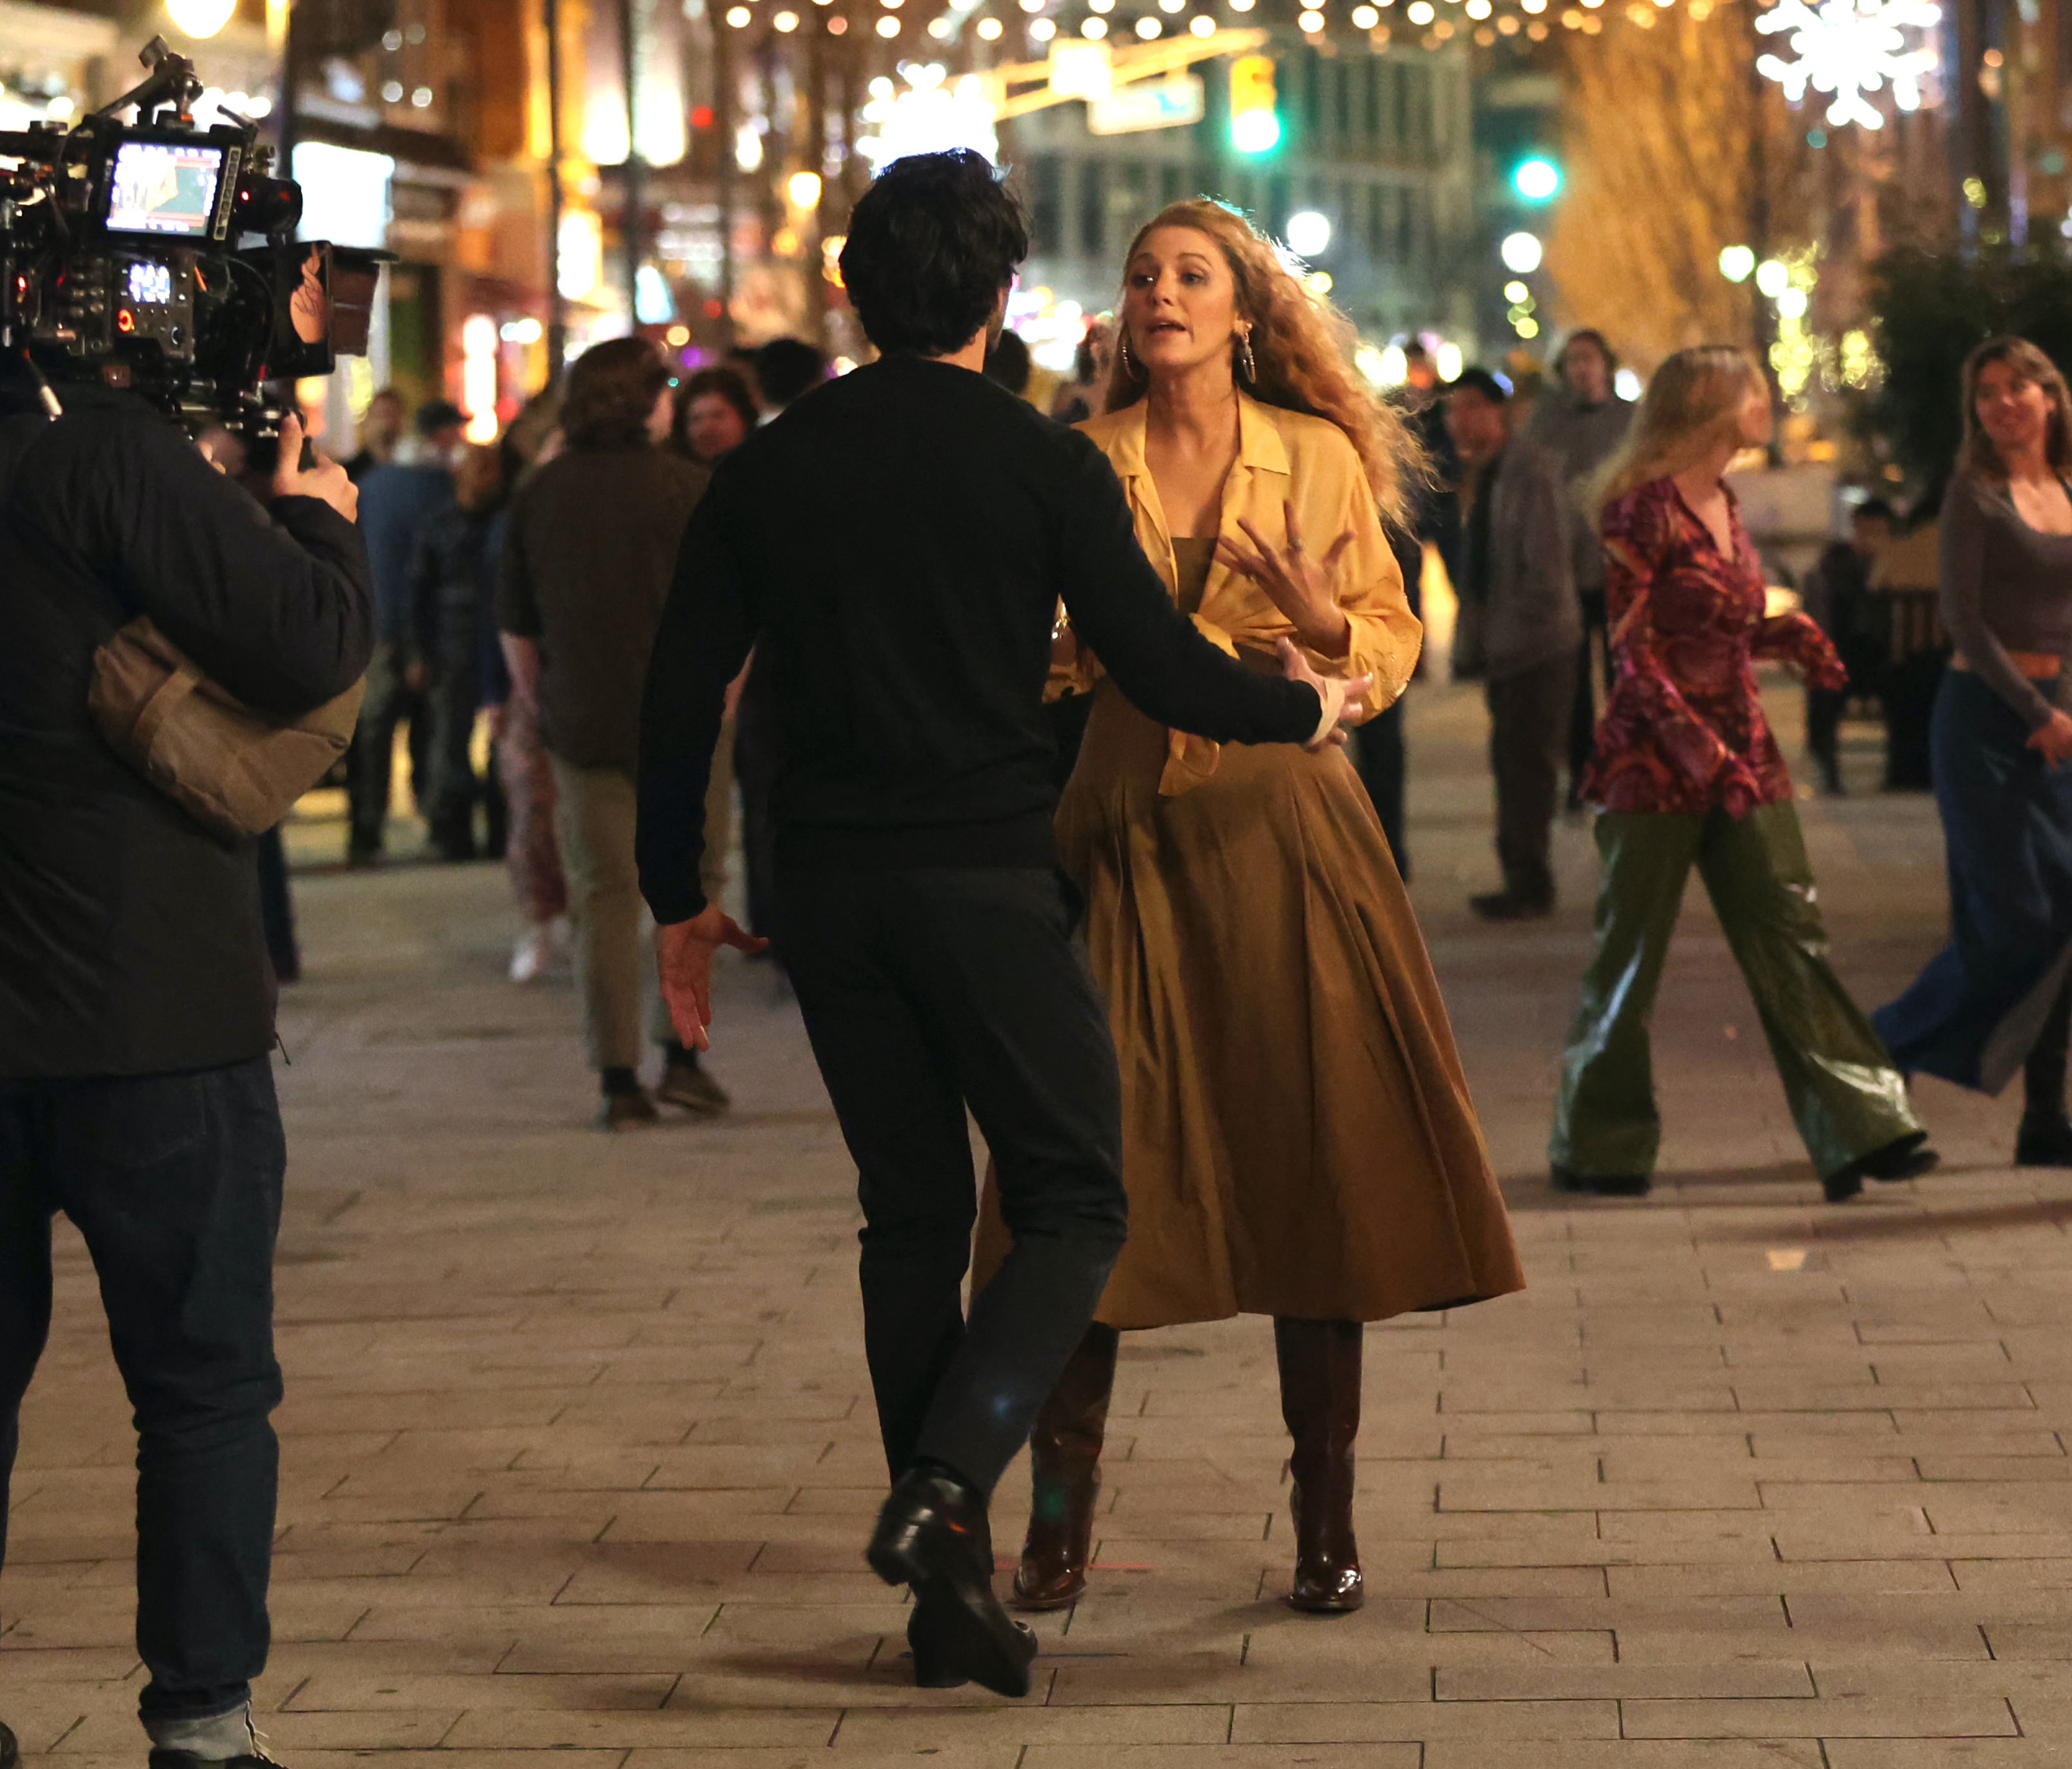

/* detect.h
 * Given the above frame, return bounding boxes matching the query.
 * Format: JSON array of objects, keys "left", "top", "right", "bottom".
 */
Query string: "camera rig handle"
[{"left": 91, "top": 37, "right": 205, "bottom": 126}]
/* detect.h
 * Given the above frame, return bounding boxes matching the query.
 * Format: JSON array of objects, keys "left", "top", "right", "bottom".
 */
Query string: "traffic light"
[
  {"left": 1229, "top": 55, "right": 1280, "bottom": 156},
  {"left": 1511, "top": 156, "right": 1560, "bottom": 202},
  {"left": 688, "top": 104, "right": 722, "bottom": 178}
]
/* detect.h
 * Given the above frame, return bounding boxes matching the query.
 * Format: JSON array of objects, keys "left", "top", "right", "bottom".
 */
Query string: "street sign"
[{"left": 1087, "top": 72, "right": 1205, "bottom": 136}]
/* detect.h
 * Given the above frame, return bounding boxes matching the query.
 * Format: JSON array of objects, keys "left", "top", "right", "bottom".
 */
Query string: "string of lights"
[
  {"left": 704, "top": 0, "right": 1900, "bottom": 66},
  {"left": 704, "top": 0, "right": 1678, "bottom": 54}
]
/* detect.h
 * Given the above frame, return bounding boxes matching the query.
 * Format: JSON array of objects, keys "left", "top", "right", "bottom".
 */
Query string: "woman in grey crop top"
[{"left": 1874, "top": 336, "right": 2072, "bottom": 1166}]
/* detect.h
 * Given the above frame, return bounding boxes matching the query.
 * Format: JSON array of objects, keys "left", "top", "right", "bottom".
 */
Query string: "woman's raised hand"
[{"left": 1218, "top": 501, "right": 1355, "bottom": 658}]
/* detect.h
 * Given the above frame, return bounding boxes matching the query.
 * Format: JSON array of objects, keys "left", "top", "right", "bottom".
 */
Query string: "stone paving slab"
[{"left": 9, "top": 681, "right": 2072, "bottom": 1764}]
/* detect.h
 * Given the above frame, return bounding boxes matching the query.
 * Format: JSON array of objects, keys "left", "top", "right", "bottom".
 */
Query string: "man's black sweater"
[{"left": 636, "top": 354, "right": 1323, "bottom": 923}]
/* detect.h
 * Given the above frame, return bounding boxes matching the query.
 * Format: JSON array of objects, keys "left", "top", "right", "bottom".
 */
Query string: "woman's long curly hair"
[{"left": 1100, "top": 199, "right": 1423, "bottom": 532}]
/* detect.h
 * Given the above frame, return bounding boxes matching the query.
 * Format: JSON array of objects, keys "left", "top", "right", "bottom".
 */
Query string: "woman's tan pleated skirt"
[{"left": 976, "top": 674, "right": 1525, "bottom": 1330}]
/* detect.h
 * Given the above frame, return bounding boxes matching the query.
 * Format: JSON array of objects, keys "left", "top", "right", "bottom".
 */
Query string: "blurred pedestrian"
[
  {"left": 753, "top": 337, "right": 827, "bottom": 419},
  {"left": 1401, "top": 339, "right": 1462, "bottom": 582},
  {"left": 408, "top": 442, "right": 510, "bottom": 861},
  {"left": 350, "top": 398, "right": 465, "bottom": 862},
  {"left": 1873, "top": 338, "right": 2072, "bottom": 1166},
  {"left": 1801, "top": 496, "right": 1893, "bottom": 795},
  {"left": 670, "top": 366, "right": 758, "bottom": 467},
  {"left": 493, "top": 404, "right": 571, "bottom": 981},
  {"left": 988, "top": 202, "right": 1522, "bottom": 1621},
  {"left": 1549, "top": 346, "right": 1934, "bottom": 1203},
  {"left": 344, "top": 386, "right": 406, "bottom": 482},
  {"left": 499, "top": 339, "right": 729, "bottom": 1126},
  {"left": 723, "top": 344, "right": 764, "bottom": 401},
  {"left": 1049, "top": 319, "right": 1111, "bottom": 426},
  {"left": 1347, "top": 521, "right": 1422, "bottom": 876},
  {"left": 1524, "top": 329, "right": 1633, "bottom": 807},
  {"left": 1444, "top": 366, "right": 1579, "bottom": 919},
  {"left": 983, "top": 327, "right": 1031, "bottom": 398}
]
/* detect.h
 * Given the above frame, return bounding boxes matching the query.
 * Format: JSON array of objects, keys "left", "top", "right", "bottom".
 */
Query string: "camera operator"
[{"left": 0, "top": 378, "right": 370, "bottom": 1769}]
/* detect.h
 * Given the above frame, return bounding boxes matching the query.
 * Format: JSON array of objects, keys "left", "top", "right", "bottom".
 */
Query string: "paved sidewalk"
[{"left": 10, "top": 682, "right": 2072, "bottom": 1768}]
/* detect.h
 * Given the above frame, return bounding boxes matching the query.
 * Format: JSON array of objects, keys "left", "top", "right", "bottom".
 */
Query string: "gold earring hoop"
[
  {"left": 1119, "top": 330, "right": 1141, "bottom": 376},
  {"left": 1236, "top": 329, "right": 1257, "bottom": 384}
]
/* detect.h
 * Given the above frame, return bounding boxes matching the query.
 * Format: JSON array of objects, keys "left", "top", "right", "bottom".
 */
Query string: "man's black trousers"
[
  {"left": 777, "top": 865, "right": 1128, "bottom": 1493},
  {"left": 0, "top": 1057, "right": 285, "bottom": 1722}
]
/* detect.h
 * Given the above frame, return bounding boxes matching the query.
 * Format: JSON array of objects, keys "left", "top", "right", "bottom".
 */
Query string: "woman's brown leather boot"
[
  {"left": 1012, "top": 1323, "right": 1120, "bottom": 1611},
  {"left": 1274, "top": 1316, "right": 1365, "bottom": 1613}
]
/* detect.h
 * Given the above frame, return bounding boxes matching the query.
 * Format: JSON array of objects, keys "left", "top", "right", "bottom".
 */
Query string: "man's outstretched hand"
[
  {"left": 658, "top": 906, "right": 769, "bottom": 1051},
  {"left": 1277, "top": 639, "right": 1373, "bottom": 750}
]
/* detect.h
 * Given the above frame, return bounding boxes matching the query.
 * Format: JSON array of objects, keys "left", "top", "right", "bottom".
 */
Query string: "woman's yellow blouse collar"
[{"left": 1088, "top": 392, "right": 1293, "bottom": 483}]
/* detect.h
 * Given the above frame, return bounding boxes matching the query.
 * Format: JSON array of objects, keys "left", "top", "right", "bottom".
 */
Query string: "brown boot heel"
[
  {"left": 1277, "top": 1317, "right": 1366, "bottom": 1614},
  {"left": 1011, "top": 1323, "right": 1119, "bottom": 1614}
]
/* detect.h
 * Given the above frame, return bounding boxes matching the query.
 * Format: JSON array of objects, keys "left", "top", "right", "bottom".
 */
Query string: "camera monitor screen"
[{"left": 105, "top": 140, "right": 226, "bottom": 238}]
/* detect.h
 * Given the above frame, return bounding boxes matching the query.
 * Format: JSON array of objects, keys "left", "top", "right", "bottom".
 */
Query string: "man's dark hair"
[
  {"left": 755, "top": 337, "right": 828, "bottom": 409},
  {"left": 1554, "top": 328, "right": 1620, "bottom": 378},
  {"left": 838, "top": 150, "right": 1029, "bottom": 358},
  {"left": 416, "top": 398, "right": 465, "bottom": 435},
  {"left": 1445, "top": 367, "right": 1510, "bottom": 406},
  {"left": 985, "top": 329, "right": 1031, "bottom": 396},
  {"left": 1853, "top": 495, "right": 1896, "bottom": 525},
  {"left": 561, "top": 337, "right": 668, "bottom": 449}
]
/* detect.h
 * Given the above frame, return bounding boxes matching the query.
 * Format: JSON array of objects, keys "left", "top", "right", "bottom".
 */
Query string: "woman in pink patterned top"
[{"left": 1549, "top": 346, "right": 1934, "bottom": 1204}]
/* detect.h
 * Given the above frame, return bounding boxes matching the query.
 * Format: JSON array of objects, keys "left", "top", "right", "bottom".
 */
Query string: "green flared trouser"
[{"left": 1549, "top": 801, "right": 1922, "bottom": 1183}]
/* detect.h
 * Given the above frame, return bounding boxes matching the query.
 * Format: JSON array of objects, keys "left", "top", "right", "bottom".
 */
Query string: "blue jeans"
[
  {"left": 0, "top": 1057, "right": 285, "bottom": 1722},
  {"left": 1874, "top": 668, "right": 2072, "bottom": 1093}
]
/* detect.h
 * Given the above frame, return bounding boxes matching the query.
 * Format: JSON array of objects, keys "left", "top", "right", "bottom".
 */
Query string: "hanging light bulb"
[{"left": 166, "top": 0, "right": 237, "bottom": 36}]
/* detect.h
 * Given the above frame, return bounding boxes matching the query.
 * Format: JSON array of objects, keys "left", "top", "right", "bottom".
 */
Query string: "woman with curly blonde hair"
[{"left": 977, "top": 199, "right": 1523, "bottom": 1616}]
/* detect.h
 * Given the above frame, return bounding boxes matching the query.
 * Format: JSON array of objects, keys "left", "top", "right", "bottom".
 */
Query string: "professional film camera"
[{"left": 0, "top": 36, "right": 382, "bottom": 445}]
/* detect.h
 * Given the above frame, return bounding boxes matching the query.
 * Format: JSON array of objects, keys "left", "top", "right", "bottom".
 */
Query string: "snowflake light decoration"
[{"left": 1755, "top": 0, "right": 1942, "bottom": 131}]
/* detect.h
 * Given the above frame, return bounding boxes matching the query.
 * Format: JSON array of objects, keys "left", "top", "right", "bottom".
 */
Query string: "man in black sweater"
[
  {"left": 636, "top": 151, "right": 1363, "bottom": 1696},
  {"left": 0, "top": 393, "right": 370, "bottom": 1769}
]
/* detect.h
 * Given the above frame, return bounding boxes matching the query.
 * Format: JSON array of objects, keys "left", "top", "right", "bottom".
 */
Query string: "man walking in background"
[
  {"left": 350, "top": 398, "right": 465, "bottom": 863},
  {"left": 1524, "top": 329, "right": 1633, "bottom": 807},
  {"left": 1447, "top": 368, "right": 1581, "bottom": 920},
  {"left": 500, "top": 338, "right": 731, "bottom": 1128}
]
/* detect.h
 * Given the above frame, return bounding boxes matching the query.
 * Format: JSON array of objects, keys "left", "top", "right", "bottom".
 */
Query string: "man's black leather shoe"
[
  {"left": 3, "top": 1719, "right": 20, "bottom": 1769},
  {"left": 868, "top": 1462, "right": 1037, "bottom": 1697},
  {"left": 906, "top": 1594, "right": 972, "bottom": 1689}
]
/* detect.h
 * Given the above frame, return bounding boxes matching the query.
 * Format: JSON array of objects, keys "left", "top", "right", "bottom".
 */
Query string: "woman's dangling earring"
[
  {"left": 1237, "top": 327, "right": 1257, "bottom": 385},
  {"left": 1119, "top": 329, "right": 1140, "bottom": 376}
]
